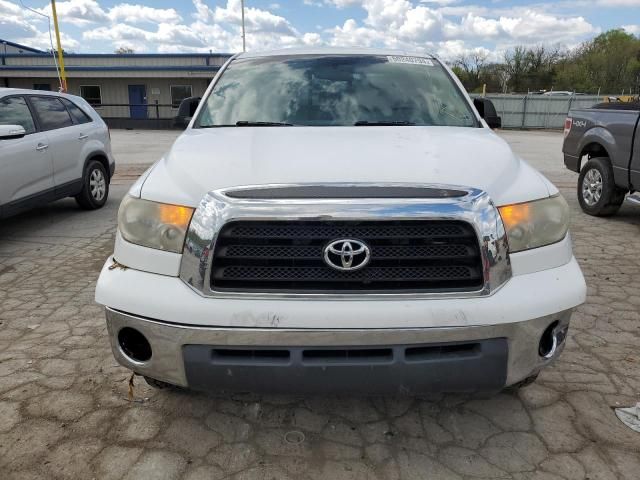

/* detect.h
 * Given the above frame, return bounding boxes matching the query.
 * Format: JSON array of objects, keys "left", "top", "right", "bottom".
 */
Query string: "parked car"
[
  {"left": 542, "top": 91, "right": 584, "bottom": 96},
  {"left": 96, "top": 48, "right": 586, "bottom": 395},
  {"left": 0, "top": 88, "right": 115, "bottom": 219},
  {"left": 563, "top": 101, "right": 640, "bottom": 215}
]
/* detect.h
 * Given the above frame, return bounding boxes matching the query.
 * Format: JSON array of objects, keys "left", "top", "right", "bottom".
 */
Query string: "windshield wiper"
[
  {"left": 236, "top": 121, "right": 293, "bottom": 127},
  {"left": 354, "top": 120, "right": 416, "bottom": 126}
]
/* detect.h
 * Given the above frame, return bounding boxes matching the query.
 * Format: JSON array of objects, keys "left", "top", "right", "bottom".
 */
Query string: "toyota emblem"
[{"left": 323, "top": 239, "right": 371, "bottom": 271}]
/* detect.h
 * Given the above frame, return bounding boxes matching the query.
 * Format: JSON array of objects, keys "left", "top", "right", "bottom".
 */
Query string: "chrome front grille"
[
  {"left": 210, "top": 220, "right": 483, "bottom": 292},
  {"left": 178, "top": 183, "right": 512, "bottom": 298}
]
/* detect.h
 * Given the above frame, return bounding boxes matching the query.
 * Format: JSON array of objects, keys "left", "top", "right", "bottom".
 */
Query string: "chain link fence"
[{"left": 469, "top": 94, "right": 604, "bottom": 129}]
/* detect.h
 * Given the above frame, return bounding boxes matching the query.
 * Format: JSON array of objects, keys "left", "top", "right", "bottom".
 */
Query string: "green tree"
[{"left": 556, "top": 29, "right": 640, "bottom": 94}]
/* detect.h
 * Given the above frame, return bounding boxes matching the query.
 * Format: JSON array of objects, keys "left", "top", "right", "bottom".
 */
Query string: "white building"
[{"left": 1, "top": 39, "right": 231, "bottom": 128}]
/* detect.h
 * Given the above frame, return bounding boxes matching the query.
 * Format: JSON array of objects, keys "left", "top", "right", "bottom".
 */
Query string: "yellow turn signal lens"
[
  {"left": 159, "top": 204, "right": 194, "bottom": 229},
  {"left": 498, "top": 202, "right": 531, "bottom": 230}
]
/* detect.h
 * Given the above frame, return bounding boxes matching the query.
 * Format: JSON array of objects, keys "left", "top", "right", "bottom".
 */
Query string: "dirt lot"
[{"left": 1, "top": 129, "right": 639, "bottom": 479}]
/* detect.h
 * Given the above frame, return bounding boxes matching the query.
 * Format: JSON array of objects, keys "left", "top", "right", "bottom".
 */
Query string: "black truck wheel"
[{"left": 577, "top": 157, "right": 626, "bottom": 216}]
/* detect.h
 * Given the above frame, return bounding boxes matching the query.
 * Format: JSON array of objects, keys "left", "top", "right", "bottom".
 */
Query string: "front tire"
[
  {"left": 577, "top": 157, "right": 626, "bottom": 216},
  {"left": 75, "top": 160, "right": 109, "bottom": 210}
]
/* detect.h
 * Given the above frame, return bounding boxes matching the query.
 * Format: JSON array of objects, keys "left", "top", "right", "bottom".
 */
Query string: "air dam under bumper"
[{"left": 105, "top": 308, "right": 572, "bottom": 394}]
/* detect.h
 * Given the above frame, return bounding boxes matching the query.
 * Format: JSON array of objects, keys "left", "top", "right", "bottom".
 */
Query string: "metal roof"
[
  {"left": 1, "top": 52, "right": 234, "bottom": 59},
  {"left": 0, "top": 65, "right": 223, "bottom": 72},
  {"left": 0, "top": 39, "right": 45, "bottom": 54}
]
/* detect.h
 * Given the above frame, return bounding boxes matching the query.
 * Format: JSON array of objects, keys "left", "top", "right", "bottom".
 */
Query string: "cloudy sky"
[{"left": 1, "top": 0, "right": 639, "bottom": 60}]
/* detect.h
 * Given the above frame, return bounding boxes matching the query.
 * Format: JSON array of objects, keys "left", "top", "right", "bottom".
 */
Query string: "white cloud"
[
  {"left": 622, "top": 24, "right": 640, "bottom": 35},
  {"left": 397, "top": 6, "right": 444, "bottom": 39},
  {"left": 213, "top": 0, "right": 298, "bottom": 36},
  {"left": 326, "top": 0, "right": 362, "bottom": 7},
  {"left": 446, "top": 13, "right": 500, "bottom": 38},
  {"left": 39, "top": 0, "right": 109, "bottom": 26},
  {"left": 497, "top": 10, "right": 594, "bottom": 41},
  {"left": 30, "top": 29, "right": 80, "bottom": 51},
  {"left": 0, "top": 0, "right": 612, "bottom": 59},
  {"left": 302, "top": 32, "right": 323, "bottom": 45},
  {"left": 420, "top": 0, "right": 459, "bottom": 4},
  {"left": 108, "top": 4, "right": 182, "bottom": 25},
  {"left": 328, "top": 18, "right": 385, "bottom": 46}
]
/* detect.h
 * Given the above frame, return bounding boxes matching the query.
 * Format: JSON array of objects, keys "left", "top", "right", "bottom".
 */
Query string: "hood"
[{"left": 141, "top": 126, "right": 552, "bottom": 207}]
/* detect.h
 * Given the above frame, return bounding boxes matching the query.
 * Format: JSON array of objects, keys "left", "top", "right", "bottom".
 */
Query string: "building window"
[
  {"left": 171, "top": 85, "right": 192, "bottom": 108},
  {"left": 80, "top": 85, "right": 102, "bottom": 107},
  {"left": 33, "top": 83, "right": 51, "bottom": 91}
]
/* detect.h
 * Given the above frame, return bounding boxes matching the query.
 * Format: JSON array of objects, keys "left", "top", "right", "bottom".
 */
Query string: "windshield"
[{"left": 195, "top": 54, "right": 478, "bottom": 128}]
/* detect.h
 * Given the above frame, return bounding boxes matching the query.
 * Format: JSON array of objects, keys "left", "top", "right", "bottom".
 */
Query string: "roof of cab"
[{"left": 238, "top": 47, "right": 437, "bottom": 59}]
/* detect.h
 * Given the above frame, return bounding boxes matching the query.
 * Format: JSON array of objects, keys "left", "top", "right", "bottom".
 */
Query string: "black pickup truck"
[{"left": 563, "top": 102, "right": 640, "bottom": 216}]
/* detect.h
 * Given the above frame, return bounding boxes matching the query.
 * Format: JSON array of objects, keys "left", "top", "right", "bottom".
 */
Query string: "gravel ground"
[{"left": 1, "top": 129, "right": 639, "bottom": 480}]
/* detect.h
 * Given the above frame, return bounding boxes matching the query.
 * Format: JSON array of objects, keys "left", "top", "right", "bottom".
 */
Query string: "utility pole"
[
  {"left": 241, "top": 0, "right": 246, "bottom": 52},
  {"left": 50, "top": 0, "right": 67, "bottom": 91}
]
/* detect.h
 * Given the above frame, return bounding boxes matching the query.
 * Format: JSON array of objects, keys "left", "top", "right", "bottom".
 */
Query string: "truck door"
[{"left": 630, "top": 113, "right": 640, "bottom": 190}]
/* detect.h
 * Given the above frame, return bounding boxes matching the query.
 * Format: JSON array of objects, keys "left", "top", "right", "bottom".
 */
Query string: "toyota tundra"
[{"left": 95, "top": 48, "right": 586, "bottom": 394}]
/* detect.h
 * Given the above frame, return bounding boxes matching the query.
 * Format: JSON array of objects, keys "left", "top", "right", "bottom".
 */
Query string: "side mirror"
[
  {"left": 174, "top": 97, "right": 201, "bottom": 128},
  {"left": 0, "top": 125, "right": 27, "bottom": 140},
  {"left": 473, "top": 98, "right": 502, "bottom": 129}
]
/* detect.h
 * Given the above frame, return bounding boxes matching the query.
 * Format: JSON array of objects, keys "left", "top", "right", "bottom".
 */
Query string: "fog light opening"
[
  {"left": 118, "top": 327, "right": 152, "bottom": 363},
  {"left": 539, "top": 321, "right": 561, "bottom": 359}
]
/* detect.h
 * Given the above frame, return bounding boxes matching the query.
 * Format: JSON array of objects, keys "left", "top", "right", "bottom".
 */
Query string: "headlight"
[
  {"left": 498, "top": 195, "right": 569, "bottom": 253},
  {"left": 118, "top": 195, "right": 194, "bottom": 253}
]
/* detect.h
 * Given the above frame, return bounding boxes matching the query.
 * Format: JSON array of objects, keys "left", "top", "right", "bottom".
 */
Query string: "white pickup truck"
[{"left": 95, "top": 48, "right": 586, "bottom": 394}]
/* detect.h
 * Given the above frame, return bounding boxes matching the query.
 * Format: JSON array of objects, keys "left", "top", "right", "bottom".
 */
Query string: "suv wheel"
[
  {"left": 75, "top": 160, "right": 109, "bottom": 210},
  {"left": 577, "top": 157, "right": 626, "bottom": 216}
]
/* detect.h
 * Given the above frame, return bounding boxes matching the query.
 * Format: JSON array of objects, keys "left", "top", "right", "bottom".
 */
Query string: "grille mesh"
[{"left": 210, "top": 220, "right": 483, "bottom": 293}]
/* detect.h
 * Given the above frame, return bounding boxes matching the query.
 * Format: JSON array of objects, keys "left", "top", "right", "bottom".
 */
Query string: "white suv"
[
  {"left": 96, "top": 48, "right": 586, "bottom": 394},
  {"left": 0, "top": 88, "right": 114, "bottom": 218}
]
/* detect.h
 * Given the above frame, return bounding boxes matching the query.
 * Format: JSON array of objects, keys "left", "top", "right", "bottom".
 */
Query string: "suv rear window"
[
  {"left": 30, "top": 96, "right": 73, "bottom": 130},
  {"left": 0, "top": 96, "right": 36, "bottom": 134},
  {"left": 60, "top": 98, "right": 93, "bottom": 124}
]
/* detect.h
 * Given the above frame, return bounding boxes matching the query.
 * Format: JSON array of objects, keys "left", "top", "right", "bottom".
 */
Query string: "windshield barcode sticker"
[{"left": 387, "top": 56, "right": 433, "bottom": 66}]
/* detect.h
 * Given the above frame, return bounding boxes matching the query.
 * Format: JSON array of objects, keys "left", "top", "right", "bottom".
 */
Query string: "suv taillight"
[{"left": 564, "top": 118, "right": 572, "bottom": 138}]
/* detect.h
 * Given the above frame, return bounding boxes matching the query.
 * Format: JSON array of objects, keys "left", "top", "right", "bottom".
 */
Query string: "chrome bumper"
[{"left": 105, "top": 307, "right": 572, "bottom": 393}]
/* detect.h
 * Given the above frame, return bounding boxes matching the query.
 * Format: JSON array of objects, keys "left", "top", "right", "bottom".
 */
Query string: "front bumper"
[{"left": 105, "top": 307, "right": 572, "bottom": 394}]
